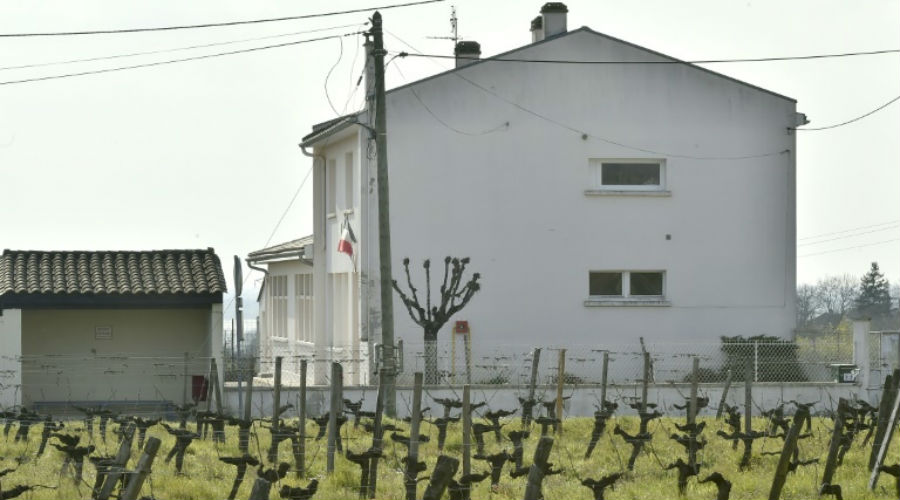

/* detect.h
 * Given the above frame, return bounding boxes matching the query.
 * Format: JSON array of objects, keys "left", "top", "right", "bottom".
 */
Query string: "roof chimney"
[
  {"left": 530, "top": 16, "right": 544, "bottom": 43},
  {"left": 454, "top": 41, "right": 481, "bottom": 68},
  {"left": 540, "top": 2, "right": 568, "bottom": 38}
]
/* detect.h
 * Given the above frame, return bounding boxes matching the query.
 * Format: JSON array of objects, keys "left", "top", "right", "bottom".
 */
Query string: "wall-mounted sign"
[{"left": 95, "top": 326, "right": 112, "bottom": 340}]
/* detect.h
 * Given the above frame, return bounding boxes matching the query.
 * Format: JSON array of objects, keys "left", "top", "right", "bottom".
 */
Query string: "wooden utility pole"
[{"left": 371, "top": 11, "right": 397, "bottom": 417}]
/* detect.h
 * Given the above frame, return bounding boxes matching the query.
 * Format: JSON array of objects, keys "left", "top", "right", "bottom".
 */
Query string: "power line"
[
  {"left": 0, "top": 0, "right": 443, "bottom": 38},
  {"left": 324, "top": 36, "right": 345, "bottom": 116},
  {"left": 0, "top": 23, "right": 362, "bottom": 72},
  {"left": 396, "top": 48, "right": 900, "bottom": 65},
  {"left": 224, "top": 165, "right": 314, "bottom": 314},
  {"left": 792, "top": 95, "right": 900, "bottom": 131},
  {"left": 798, "top": 237, "right": 900, "bottom": 258},
  {"left": 798, "top": 219, "right": 900, "bottom": 241},
  {"left": 798, "top": 224, "right": 900, "bottom": 247},
  {"left": 0, "top": 31, "right": 363, "bottom": 86}
]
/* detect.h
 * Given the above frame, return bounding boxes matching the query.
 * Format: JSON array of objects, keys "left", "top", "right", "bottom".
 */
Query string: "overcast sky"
[{"left": 1, "top": 0, "right": 897, "bottom": 322}]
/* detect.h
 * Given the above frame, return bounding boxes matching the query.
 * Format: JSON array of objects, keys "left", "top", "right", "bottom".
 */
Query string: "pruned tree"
[{"left": 393, "top": 257, "right": 481, "bottom": 384}]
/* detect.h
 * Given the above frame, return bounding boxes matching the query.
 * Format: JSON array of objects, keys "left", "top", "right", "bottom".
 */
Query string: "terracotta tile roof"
[{"left": 0, "top": 249, "right": 226, "bottom": 296}]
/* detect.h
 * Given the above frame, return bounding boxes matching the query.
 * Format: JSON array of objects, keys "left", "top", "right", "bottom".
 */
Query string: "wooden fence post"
[
  {"left": 528, "top": 348, "right": 541, "bottom": 398},
  {"left": 405, "top": 372, "right": 424, "bottom": 500},
  {"left": 744, "top": 363, "right": 753, "bottom": 435},
  {"left": 247, "top": 478, "right": 271, "bottom": 500},
  {"left": 768, "top": 407, "right": 809, "bottom": 500},
  {"left": 869, "top": 382, "right": 900, "bottom": 489},
  {"left": 298, "top": 359, "right": 307, "bottom": 478},
  {"left": 600, "top": 351, "right": 609, "bottom": 406},
  {"left": 119, "top": 437, "right": 160, "bottom": 500},
  {"left": 367, "top": 370, "right": 386, "bottom": 498},
  {"left": 272, "top": 356, "right": 283, "bottom": 432},
  {"left": 423, "top": 455, "right": 459, "bottom": 500},
  {"left": 716, "top": 369, "right": 733, "bottom": 419},
  {"left": 327, "top": 362, "right": 343, "bottom": 473},
  {"left": 523, "top": 436, "right": 554, "bottom": 500},
  {"left": 822, "top": 398, "right": 849, "bottom": 489},
  {"left": 689, "top": 357, "right": 700, "bottom": 425},
  {"left": 641, "top": 352, "right": 651, "bottom": 413},
  {"left": 243, "top": 359, "right": 254, "bottom": 421},
  {"left": 183, "top": 352, "right": 189, "bottom": 406},
  {"left": 869, "top": 371, "right": 899, "bottom": 471},
  {"left": 556, "top": 349, "right": 566, "bottom": 435},
  {"left": 462, "top": 385, "right": 472, "bottom": 483},
  {"left": 97, "top": 424, "right": 135, "bottom": 500},
  {"left": 211, "top": 357, "right": 223, "bottom": 415}
]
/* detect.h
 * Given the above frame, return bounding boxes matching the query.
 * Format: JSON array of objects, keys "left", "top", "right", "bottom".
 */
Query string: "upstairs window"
[
  {"left": 588, "top": 271, "right": 665, "bottom": 298},
  {"left": 588, "top": 159, "right": 666, "bottom": 192}
]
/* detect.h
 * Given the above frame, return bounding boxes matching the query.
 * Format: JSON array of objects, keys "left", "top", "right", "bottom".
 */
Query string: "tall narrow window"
[
  {"left": 327, "top": 159, "right": 337, "bottom": 215},
  {"left": 295, "top": 274, "right": 313, "bottom": 342},
  {"left": 344, "top": 152, "right": 354, "bottom": 211}
]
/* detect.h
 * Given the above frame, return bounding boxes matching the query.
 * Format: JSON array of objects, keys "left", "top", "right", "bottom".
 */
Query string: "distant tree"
[
  {"left": 815, "top": 274, "right": 858, "bottom": 318},
  {"left": 796, "top": 284, "right": 818, "bottom": 327},
  {"left": 855, "top": 262, "right": 892, "bottom": 317},
  {"left": 392, "top": 257, "right": 481, "bottom": 384}
]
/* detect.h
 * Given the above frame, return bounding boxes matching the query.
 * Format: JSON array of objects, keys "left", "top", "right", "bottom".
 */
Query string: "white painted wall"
[
  {"left": 20, "top": 308, "right": 213, "bottom": 405},
  {"left": 0, "top": 309, "right": 22, "bottom": 408},
  {"left": 311, "top": 28, "right": 797, "bottom": 381}
]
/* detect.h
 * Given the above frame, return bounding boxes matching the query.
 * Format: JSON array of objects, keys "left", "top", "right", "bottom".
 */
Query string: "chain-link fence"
[{"left": 393, "top": 339, "right": 853, "bottom": 386}]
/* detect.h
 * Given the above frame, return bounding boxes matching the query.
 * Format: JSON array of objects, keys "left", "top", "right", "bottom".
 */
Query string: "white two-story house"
[{"left": 266, "top": 2, "right": 802, "bottom": 385}]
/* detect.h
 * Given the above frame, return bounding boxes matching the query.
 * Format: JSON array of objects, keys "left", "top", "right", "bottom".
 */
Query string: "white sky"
[{"left": 0, "top": 0, "right": 897, "bottom": 322}]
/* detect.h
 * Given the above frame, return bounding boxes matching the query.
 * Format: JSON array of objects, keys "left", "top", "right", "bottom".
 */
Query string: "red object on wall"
[
  {"left": 192, "top": 375, "right": 209, "bottom": 402},
  {"left": 454, "top": 321, "right": 470, "bottom": 334}
]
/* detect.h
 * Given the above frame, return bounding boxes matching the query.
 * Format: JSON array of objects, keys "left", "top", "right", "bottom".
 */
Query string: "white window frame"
[
  {"left": 585, "top": 158, "right": 670, "bottom": 197},
  {"left": 585, "top": 270, "right": 670, "bottom": 307}
]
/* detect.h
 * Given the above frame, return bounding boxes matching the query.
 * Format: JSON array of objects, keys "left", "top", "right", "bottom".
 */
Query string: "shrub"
[{"left": 720, "top": 335, "right": 807, "bottom": 382}]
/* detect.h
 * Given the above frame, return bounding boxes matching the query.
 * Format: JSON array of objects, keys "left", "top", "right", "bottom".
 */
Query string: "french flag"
[{"left": 338, "top": 219, "right": 357, "bottom": 257}]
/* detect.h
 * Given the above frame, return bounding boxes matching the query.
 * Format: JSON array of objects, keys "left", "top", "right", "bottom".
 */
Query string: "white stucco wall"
[
  {"left": 0, "top": 309, "right": 22, "bottom": 408},
  {"left": 312, "top": 28, "right": 797, "bottom": 381},
  {"left": 20, "top": 308, "right": 213, "bottom": 405}
]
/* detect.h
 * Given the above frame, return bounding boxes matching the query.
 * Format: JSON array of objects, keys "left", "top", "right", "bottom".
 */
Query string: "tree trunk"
[{"left": 424, "top": 333, "right": 439, "bottom": 384}]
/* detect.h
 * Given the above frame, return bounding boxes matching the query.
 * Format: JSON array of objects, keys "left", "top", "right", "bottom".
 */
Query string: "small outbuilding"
[{"left": 0, "top": 248, "right": 226, "bottom": 410}]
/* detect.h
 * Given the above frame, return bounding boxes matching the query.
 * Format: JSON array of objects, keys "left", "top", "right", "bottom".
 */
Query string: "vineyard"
[{"left": 1, "top": 390, "right": 899, "bottom": 500}]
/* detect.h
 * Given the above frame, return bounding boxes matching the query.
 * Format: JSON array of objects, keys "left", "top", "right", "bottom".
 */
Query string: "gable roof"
[
  {"left": 0, "top": 249, "right": 226, "bottom": 308},
  {"left": 302, "top": 26, "right": 795, "bottom": 144},
  {"left": 248, "top": 235, "right": 314, "bottom": 263}
]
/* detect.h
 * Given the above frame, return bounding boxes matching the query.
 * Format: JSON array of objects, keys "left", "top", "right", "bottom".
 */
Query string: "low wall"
[{"left": 224, "top": 382, "right": 861, "bottom": 419}]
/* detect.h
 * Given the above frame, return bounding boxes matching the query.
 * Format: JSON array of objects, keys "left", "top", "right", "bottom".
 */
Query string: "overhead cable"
[
  {"left": 793, "top": 95, "right": 900, "bottom": 131},
  {"left": 0, "top": 0, "right": 443, "bottom": 37},
  {"left": 396, "top": 48, "right": 900, "bottom": 65},
  {"left": 0, "top": 31, "right": 364, "bottom": 86},
  {"left": 0, "top": 23, "right": 362, "bottom": 72}
]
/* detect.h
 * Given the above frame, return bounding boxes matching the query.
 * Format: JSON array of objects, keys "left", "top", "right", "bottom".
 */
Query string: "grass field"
[{"left": 0, "top": 414, "right": 897, "bottom": 500}]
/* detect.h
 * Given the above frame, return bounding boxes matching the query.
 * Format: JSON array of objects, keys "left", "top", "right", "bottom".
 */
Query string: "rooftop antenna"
[{"left": 426, "top": 5, "right": 458, "bottom": 51}]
